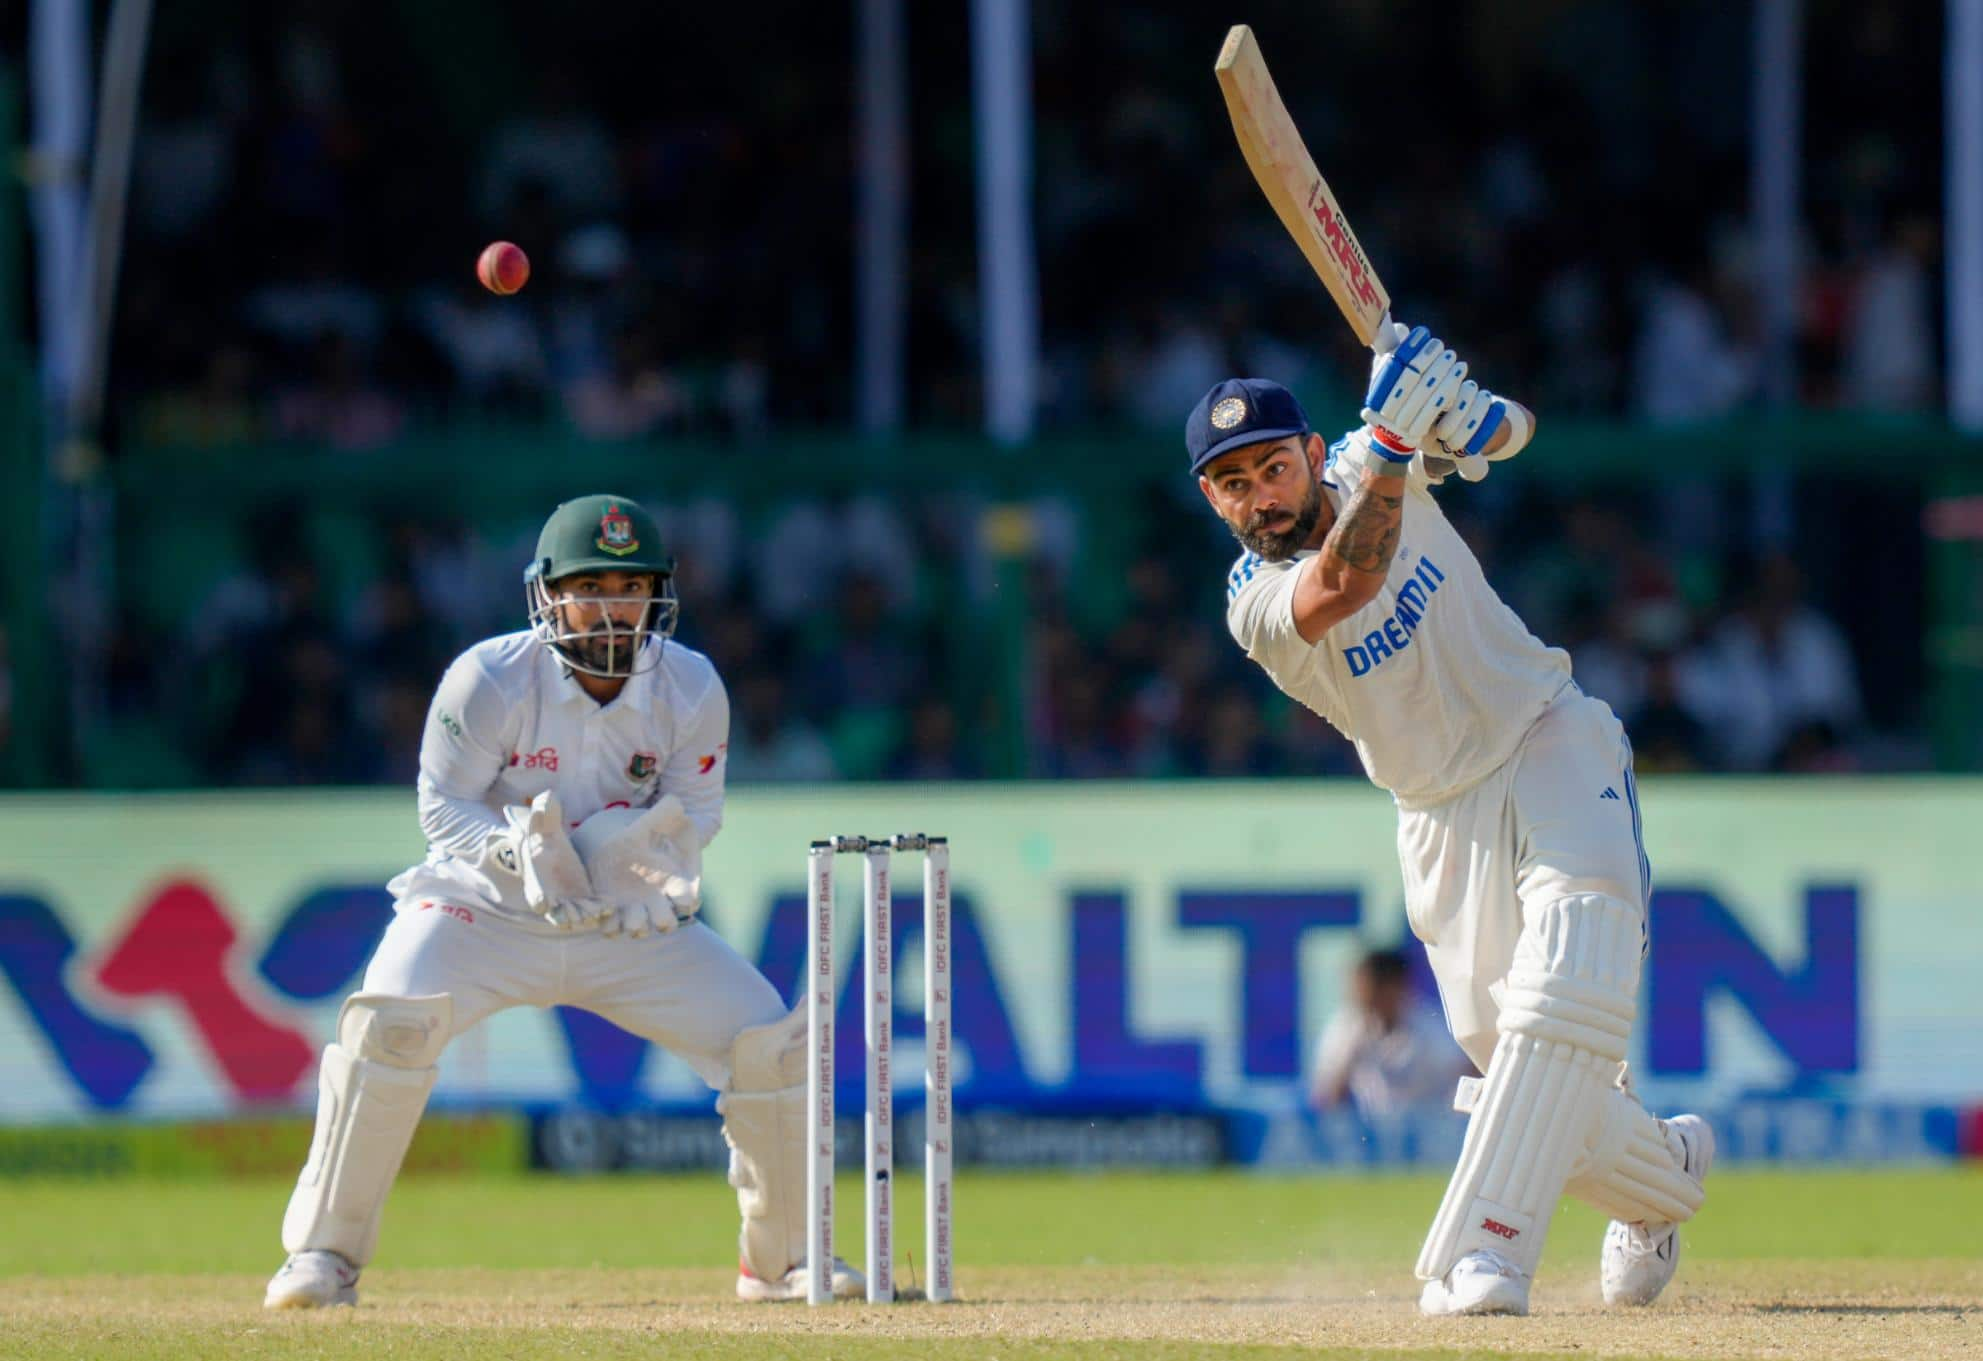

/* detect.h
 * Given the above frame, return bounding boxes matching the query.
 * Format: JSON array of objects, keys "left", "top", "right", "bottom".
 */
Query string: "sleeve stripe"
[{"left": 1226, "top": 552, "right": 1262, "bottom": 601}]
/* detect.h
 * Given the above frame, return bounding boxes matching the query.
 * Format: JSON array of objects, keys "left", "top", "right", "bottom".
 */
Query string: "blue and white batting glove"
[
  {"left": 1361, "top": 322, "right": 1468, "bottom": 465},
  {"left": 1432, "top": 379, "right": 1508, "bottom": 460}
]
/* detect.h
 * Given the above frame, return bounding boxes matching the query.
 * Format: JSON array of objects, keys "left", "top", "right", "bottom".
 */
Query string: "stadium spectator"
[
  {"left": 1631, "top": 249, "right": 1759, "bottom": 425},
  {"left": 810, "top": 570, "right": 923, "bottom": 719},
  {"left": 1183, "top": 684, "right": 1278, "bottom": 778},
  {"left": 1676, "top": 554, "right": 1862, "bottom": 771},
  {"left": 1627, "top": 651, "right": 1715, "bottom": 774},
  {"left": 1308, "top": 949, "right": 1473, "bottom": 1120},
  {"left": 478, "top": 67, "right": 621, "bottom": 223},
  {"left": 563, "top": 322, "right": 688, "bottom": 439},
  {"left": 726, "top": 674, "right": 839, "bottom": 785},
  {"left": 270, "top": 334, "right": 405, "bottom": 449},
  {"left": 1841, "top": 216, "right": 1939, "bottom": 412},
  {"left": 412, "top": 289, "right": 550, "bottom": 410},
  {"left": 887, "top": 699, "right": 979, "bottom": 782}
]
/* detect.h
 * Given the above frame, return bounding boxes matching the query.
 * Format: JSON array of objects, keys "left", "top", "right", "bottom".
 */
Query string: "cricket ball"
[{"left": 476, "top": 241, "right": 530, "bottom": 295}]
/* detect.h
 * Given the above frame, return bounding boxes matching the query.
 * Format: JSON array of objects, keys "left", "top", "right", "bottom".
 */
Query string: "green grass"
[
  {"left": 0, "top": 1323, "right": 1634, "bottom": 1361},
  {"left": 2, "top": 1168, "right": 1978, "bottom": 1360},
  {"left": 3, "top": 1167, "right": 1978, "bottom": 1277}
]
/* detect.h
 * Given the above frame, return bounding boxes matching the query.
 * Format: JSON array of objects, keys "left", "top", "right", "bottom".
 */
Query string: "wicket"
[{"left": 805, "top": 834, "right": 954, "bottom": 1306}]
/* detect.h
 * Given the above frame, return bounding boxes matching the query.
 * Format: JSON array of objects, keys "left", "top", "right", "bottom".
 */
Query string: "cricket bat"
[{"left": 1214, "top": 24, "right": 1531, "bottom": 461}]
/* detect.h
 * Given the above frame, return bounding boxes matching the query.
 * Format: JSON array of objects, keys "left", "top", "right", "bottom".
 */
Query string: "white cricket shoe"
[
  {"left": 264, "top": 1250, "right": 360, "bottom": 1308},
  {"left": 735, "top": 1255, "right": 866, "bottom": 1302},
  {"left": 1418, "top": 1248, "right": 1530, "bottom": 1317},
  {"left": 1601, "top": 1113, "right": 1715, "bottom": 1307}
]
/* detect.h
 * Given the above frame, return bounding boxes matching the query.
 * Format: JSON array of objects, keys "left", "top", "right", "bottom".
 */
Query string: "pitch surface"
[{"left": 2, "top": 1169, "right": 1977, "bottom": 1359}]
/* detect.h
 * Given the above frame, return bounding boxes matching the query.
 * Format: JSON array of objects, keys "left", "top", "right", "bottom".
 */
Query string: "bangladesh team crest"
[
  {"left": 597, "top": 506, "right": 639, "bottom": 556},
  {"left": 627, "top": 751, "right": 657, "bottom": 782}
]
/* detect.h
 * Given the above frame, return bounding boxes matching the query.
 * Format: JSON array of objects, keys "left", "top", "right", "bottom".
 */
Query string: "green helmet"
[{"left": 523, "top": 494, "right": 679, "bottom": 678}]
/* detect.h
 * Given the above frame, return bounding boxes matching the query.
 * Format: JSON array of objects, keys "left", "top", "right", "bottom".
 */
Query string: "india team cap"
[{"left": 1185, "top": 378, "right": 1311, "bottom": 475}]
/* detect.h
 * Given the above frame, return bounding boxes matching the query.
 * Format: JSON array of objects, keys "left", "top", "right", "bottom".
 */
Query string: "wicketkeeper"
[
  {"left": 1190, "top": 330, "right": 1712, "bottom": 1315},
  {"left": 266, "top": 494, "right": 859, "bottom": 1307}
]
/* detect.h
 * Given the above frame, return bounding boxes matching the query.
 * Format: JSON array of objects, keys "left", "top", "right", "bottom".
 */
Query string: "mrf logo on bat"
[{"left": 1307, "top": 183, "right": 1381, "bottom": 309}]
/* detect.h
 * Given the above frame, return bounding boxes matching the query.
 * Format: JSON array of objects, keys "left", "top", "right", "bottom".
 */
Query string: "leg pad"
[
  {"left": 1416, "top": 894, "right": 1641, "bottom": 1282},
  {"left": 281, "top": 993, "right": 450, "bottom": 1266},
  {"left": 1566, "top": 1074, "right": 1705, "bottom": 1226},
  {"left": 720, "top": 1007, "right": 808, "bottom": 1280}
]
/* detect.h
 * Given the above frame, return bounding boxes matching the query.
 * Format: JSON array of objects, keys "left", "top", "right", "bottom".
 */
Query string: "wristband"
[{"left": 1365, "top": 425, "right": 1417, "bottom": 465}]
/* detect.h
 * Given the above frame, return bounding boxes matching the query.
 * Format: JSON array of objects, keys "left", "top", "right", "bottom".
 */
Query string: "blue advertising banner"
[{"left": 2, "top": 782, "right": 1978, "bottom": 1165}]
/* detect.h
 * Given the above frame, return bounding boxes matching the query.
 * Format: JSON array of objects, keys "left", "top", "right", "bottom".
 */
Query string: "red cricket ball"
[{"left": 476, "top": 241, "right": 530, "bottom": 295}]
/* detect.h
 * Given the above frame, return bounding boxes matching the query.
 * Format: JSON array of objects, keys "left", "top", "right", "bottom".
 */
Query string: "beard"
[
  {"left": 1231, "top": 476, "right": 1325, "bottom": 561},
  {"left": 564, "top": 619, "right": 644, "bottom": 674},
  {"left": 573, "top": 631, "right": 624, "bottom": 673}
]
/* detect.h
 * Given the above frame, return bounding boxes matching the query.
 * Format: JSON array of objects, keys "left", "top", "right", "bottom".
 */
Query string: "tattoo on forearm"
[{"left": 1325, "top": 479, "right": 1404, "bottom": 575}]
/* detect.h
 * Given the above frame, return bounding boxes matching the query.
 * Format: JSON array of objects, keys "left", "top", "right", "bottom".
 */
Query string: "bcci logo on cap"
[
  {"left": 1210, "top": 396, "right": 1248, "bottom": 430},
  {"left": 597, "top": 505, "right": 639, "bottom": 556}
]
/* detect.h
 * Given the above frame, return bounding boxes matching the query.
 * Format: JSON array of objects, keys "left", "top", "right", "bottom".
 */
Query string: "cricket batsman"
[
  {"left": 1189, "top": 329, "right": 1711, "bottom": 1316},
  {"left": 265, "top": 494, "right": 860, "bottom": 1307}
]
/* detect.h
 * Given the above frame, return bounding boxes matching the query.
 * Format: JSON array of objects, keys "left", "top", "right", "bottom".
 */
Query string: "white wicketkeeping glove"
[
  {"left": 1362, "top": 321, "right": 1468, "bottom": 461},
  {"left": 571, "top": 795, "right": 705, "bottom": 940},
  {"left": 498, "top": 791, "right": 608, "bottom": 930}
]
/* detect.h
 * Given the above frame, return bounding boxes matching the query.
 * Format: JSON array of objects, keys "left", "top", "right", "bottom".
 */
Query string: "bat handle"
[{"left": 1369, "top": 310, "right": 1398, "bottom": 355}]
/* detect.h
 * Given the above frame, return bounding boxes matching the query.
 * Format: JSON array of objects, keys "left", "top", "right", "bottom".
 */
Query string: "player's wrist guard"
[{"left": 1355, "top": 423, "right": 1417, "bottom": 474}]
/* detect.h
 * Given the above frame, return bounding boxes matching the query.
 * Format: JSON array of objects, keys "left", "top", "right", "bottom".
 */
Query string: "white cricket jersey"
[
  {"left": 1224, "top": 431, "right": 1572, "bottom": 808},
  {"left": 387, "top": 631, "right": 729, "bottom": 929}
]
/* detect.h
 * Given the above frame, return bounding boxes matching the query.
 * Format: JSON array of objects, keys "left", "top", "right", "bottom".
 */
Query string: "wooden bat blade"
[
  {"left": 1215, "top": 24, "right": 1390, "bottom": 347},
  {"left": 1215, "top": 26, "right": 1534, "bottom": 459}
]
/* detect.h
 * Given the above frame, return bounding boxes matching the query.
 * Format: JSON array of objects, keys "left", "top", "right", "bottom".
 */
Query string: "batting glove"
[
  {"left": 1432, "top": 378, "right": 1513, "bottom": 464},
  {"left": 1362, "top": 321, "right": 1468, "bottom": 464}
]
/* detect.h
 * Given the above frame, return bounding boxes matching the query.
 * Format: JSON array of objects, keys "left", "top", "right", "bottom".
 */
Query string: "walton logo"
[
  {"left": 1482, "top": 1218, "right": 1520, "bottom": 1240},
  {"left": 1, "top": 875, "right": 1863, "bottom": 1121},
  {"left": 0, "top": 879, "right": 375, "bottom": 1108}
]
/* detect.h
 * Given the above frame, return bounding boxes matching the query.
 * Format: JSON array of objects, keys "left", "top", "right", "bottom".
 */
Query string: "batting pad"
[
  {"left": 283, "top": 993, "right": 450, "bottom": 1265},
  {"left": 1416, "top": 894, "right": 1642, "bottom": 1282},
  {"left": 720, "top": 1007, "right": 809, "bottom": 1279},
  {"left": 1566, "top": 1078, "right": 1705, "bottom": 1227}
]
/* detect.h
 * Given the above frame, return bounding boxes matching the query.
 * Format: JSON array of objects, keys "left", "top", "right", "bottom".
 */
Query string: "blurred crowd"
[
  {"left": 61, "top": 461, "right": 1903, "bottom": 791},
  {"left": 114, "top": 3, "right": 853, "bottom": 450},
  {"left": 1, "top": 0, "right": 1947, "bottom": 786},
  {"left": 107, "top": 2, "right": 1941, "bottom": 445}
]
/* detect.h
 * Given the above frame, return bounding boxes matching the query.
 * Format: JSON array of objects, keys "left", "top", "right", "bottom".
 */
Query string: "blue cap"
[{"left": 1185, "top": 378, "right": 1310, "bottom": 475}]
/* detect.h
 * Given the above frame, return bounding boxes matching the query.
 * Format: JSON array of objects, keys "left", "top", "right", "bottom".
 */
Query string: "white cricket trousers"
[
  {"left": 1396, "top": 688, "right": 1650, "bottom": 1072},
  {"left": 365, "top": 901, "right": 788, "bottom": 1089}
]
